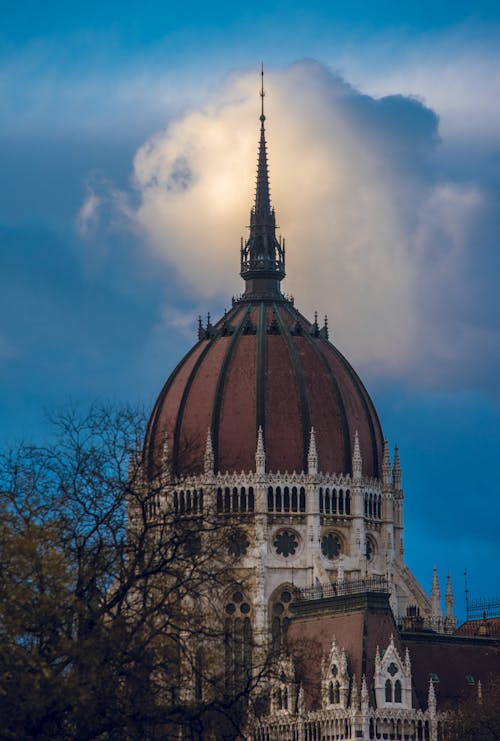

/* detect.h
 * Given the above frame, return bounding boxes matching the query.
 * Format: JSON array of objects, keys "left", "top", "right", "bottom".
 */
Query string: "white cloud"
[{"left": 128, "top": 60, "right": 495, "bottom": 384}]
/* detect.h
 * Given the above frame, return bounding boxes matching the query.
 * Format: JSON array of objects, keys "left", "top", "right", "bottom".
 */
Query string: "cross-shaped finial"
[{"left": 260, "top": 63, "right": 265, "bottom": 121}]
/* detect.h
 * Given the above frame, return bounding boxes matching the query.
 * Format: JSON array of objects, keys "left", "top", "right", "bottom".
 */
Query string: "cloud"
[{"left": 124, "top": 60, "right": 499, "bottom": 392}]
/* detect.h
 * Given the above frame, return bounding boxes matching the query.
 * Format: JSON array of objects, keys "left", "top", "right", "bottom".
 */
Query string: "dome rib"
[
  {"left": 172, "top": 333, "right": 220, "bottom": 474},
  {"left": 273, "top": 302, "right": 311, "bottom": 473},
  {"left": 211, "top": 303, "right": 253, "bottom": 472},
  {"left": 282, "top": 302, "right": 352, "bottom": 470},
  {"left": 319, "top": 341, "right": 381, "bottom": 478},
  {"left": 256, "top": 302, "right": 267, "bottom": 434},
  {"left": 145, "top": 339, "right": 206, "bottom": 477}
]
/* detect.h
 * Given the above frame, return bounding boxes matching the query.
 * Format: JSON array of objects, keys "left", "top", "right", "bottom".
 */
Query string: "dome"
[
  {"left": 145, "top": 301, "right": 383, "bottom": 477},
  {"left": 145, "top": 78, "right": 384, "bottom": 479}
]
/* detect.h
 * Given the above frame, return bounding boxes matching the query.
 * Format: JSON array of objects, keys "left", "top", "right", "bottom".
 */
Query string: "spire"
[
  {"left": 204, "top": 428, "right": 214, "bottom": 474},
  {"left": 255, "top": 425, "right": 266, "bottom": 475},
  {"left": 445, "top": 573, "right": 454, "bottom": 617},
  {"left": 444, "top": 573, "right": 457, "bottom": 633},
  {"left": 382, "top": 440, "right": 391, "bottom": 487},
  {"left": 431, "top": 566, "right": 442, "bottom": 618},
  {"left": 352, "top": 430, "right": 362, "bottom": 480},
  {"left": 427, "top": 677, "right": 436, "bottom": 715},
  {"left": 240, "top": 66, "right": 285, "bottom": 298},
  {"left": 308, "top": 427, "right": 318, "bottom": 475},
  {"left": 393, "top": 445, "right": 402, "bottom": 490}
]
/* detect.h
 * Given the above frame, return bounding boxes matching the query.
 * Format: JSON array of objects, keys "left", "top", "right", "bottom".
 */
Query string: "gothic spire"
[{"left": 240, "top": 66, "right": 286, "bottom": 298}]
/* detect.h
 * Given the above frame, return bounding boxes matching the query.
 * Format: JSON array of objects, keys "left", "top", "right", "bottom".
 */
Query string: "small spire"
[
  {"left": 351, "top": 676, "right": 359, "bottom": 709},
  {"left": 255, "top": 425, "right": 265, "bottom": 475},
  {"left": 352, "top": 430, "right": 362, "bottom": 480},
  {"left": 160, "top": 434, "right": 169, "bottom": 467},
  {"left": 361, "top": 675, "right": 369, "bottom": 710},
  {"left": 431, "top": 566, "right": 442, "bottom": 618},
  {"left": 445, "top": 573, "right": 454, "bottom": 617},
  {"left": 197, "top": 315, "right": 203, "bottom": 340},
  {"left": 393, "top": 445, "right": 402, "bottom": 490},
  {"left": 405, "top": 647, "right": 411, "bottom": 674},
  {"left": 204, "top": 428, "right": 214, "bottom": 474},
  {"left": 427, "top": 677, "right": 436, "bottom": 715},
  {"left": 382, "top": 440, "right": 391, "bottom": 486},
  {"left": 308, "top": 426, "right": 318, "bottom": 475}
]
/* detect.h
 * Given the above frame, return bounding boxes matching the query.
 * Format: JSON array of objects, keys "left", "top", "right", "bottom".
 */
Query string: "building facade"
[{"left": 138, "top": 76, "right": 498, "bottom": 740}]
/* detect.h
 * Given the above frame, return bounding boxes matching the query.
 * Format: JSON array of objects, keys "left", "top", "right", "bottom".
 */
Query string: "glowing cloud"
[{"left": 125, "top": 61, "right": 493, "bottom": 384}]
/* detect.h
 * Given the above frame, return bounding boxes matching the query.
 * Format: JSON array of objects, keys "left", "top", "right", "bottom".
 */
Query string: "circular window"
[
  {"left": 227, "top": 529, "right": 249, "bottom": 558},
  {"left": 321, "top": 533, "right": 341, "bottom": 559},
  {"left": 273, "top": 530, "right": 299, "bottom": 558}
]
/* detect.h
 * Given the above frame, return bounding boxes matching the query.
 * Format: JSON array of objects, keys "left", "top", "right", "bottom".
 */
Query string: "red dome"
[{"left": 145, "top": 300, "right": 383, "bottom": 478}]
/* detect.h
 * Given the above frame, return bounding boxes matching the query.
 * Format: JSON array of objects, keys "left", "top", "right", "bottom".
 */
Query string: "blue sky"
[{"left": 1, "top": 0, "right": 499, "bottom": 621}]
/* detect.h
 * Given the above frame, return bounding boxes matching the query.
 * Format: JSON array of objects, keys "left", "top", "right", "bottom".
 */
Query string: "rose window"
[
  {"left": 273, "top": 530, "right": 299, "bottom": 557},
  {"left": 321, "top": 533, "right": 341, "bottom": 559},
  {"left": 227, "top": 529, "right": 249, "bottom": 558}
]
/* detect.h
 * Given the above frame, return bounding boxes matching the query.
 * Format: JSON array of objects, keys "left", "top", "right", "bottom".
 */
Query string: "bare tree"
[{"left": 0, "top": 403, "right": 268, "bottom": 741}]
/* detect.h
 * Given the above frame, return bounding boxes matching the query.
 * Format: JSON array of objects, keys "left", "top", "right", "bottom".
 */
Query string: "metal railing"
[{"left": 297, "top": 575, "right": 389, "bottom": 602}]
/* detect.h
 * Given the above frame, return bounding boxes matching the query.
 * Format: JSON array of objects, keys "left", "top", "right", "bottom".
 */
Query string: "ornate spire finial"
[
  {"left": 308, "top": 426, "right": 318, "bottom": 475},
  {"left": 240, "top": 67, "right": 285, "bottom": 298},
  {"left": 431, "top": 566, "right": 442, "bottom": 619},
  {"left": 382, "top": 440, "right": 391, "bottom": 486},
  {"left": 204, "top": 428, "right": 214, "bottom": 474},
  {"left": 255, "top": 425, "right": 266, "bottom": 475},
  {"left": 393, "top": 444, "right": 402, "bottom": 490},
  {"left": 260, "top": 62, "right": 265, "bottom": 121},
  {"left": 352, "top": 430, "right": 362, "bottom": 480}
]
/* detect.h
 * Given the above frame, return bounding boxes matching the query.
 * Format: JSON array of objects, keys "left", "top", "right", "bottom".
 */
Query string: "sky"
[{"left": 1, "top": 0, "right": 499, "bottom": 621}]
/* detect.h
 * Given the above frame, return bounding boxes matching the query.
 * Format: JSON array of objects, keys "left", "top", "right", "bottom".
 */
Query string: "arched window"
[
  {"left": 338, "top": 489, "right": 344, "bottom": 514},
  {"left": 394, "top": 679, "right": 402, "bottom": 703},
  {"left": 332, "top": 488, "right": 337, "bottom": 513},
  {"left": 377, "top": 495, "right": 381, "bottom": 519},
  {"left": 186, "top": 490, "right": 191, "bottom": 513},
  {"left": 334, "top": 681, "right": 340, "bottom": 703},
  {"left": 325, "top": 488, "right": 330, "bottom": 513},
  {"left": 283, "top": 686, "right": 288, "bottom": 710},
  {"left": 275, "top": 487, "right": 282, "bottom": 512},
  {"left": 248, "top": 487, "right": 254, "bottom": 512},
  {"left": 224, "top": 487, "right": 231, "bottom": 513},
  {"left": 270, "top": 587, "right": 295, "bottom": 652},
  {"left": 192, "top": 489, "right": 198, "bottom": 513},
  {"left": 240, "top": 487, "right": 246, "bottom": 512},
  {"left": 179, "top": 491, "right": 185, "bottom": 514},
  {"left": 199, "top": 489, "right": 204, "bottom": 513},
  {"left": 232, "top": 487, "right": 239, "bottom": 512},
  {"left": 224, "top": 591, "right": 253, "bottom": 694},
  {"left": 284, "top": 487, "right": 290, "bottom": 512},
  {"left": 292, "top": 486, "right": 298, "bottom": 512},
  {"left": 385, "top": 679, "right": 392, "bottom": 702},
  {"left": 299, "top": 487, "right": 306, "bottom": 512},
  {"left": 364, "top": 494, "right": 368, "bottom": 516},
  {"left": 345, "top": 490, "right": 351, "bottom": 515},
  {"left": 268, "top": 486, "right": 274, "bottom": 511},
  {"left": 319, "top": 487, "right": 324, "bottom": 513},
  {"left": 217, "top": 488, "right": 223, "bottom": 513},
  {"left": 328, "top": 681, "right": 334, "bottom": 704},
  {"left": 173, "top": 491, "right": 179, "bottom": 514}
]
